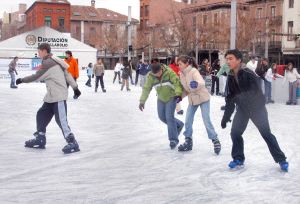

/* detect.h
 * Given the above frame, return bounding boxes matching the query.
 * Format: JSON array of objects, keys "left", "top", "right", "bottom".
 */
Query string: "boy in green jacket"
[{"left": 139, "top": 63, "right": 184, "bottom": 149}]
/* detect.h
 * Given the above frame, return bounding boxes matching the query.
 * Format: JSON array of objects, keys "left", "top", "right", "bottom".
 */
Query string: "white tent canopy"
[{"left": 0, "top": 26, "right": 97, "bottom": 69}]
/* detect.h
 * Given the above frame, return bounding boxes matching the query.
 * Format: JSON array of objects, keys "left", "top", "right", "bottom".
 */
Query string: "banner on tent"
[
  {"left": 25, "top": 34, "right": 69, "bottom": 49},
  {"left": 0, "top": 58, "right": 42, "bottom": 71}
]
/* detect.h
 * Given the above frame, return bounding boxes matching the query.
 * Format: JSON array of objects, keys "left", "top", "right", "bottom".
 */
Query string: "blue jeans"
[
  {"left": 264, "top": 81, "right": 272, "bottom": 102},
  {"left": 183, "top": 101, "right": 218, "bottom": 140},
  {"left": 9, "top": 72, "right": 16, "bottom": 87},
  {"left": 157, "top": 98, "right": 184, "bottom": 143}
]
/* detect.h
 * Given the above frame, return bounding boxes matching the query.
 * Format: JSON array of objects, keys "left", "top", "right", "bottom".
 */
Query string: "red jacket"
[{"left": 169, "top": 63, "right": 180, "bottom": 76}]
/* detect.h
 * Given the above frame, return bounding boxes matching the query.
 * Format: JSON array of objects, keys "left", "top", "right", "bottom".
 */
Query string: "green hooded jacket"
[{"left": 139, "top": 65, "right": 183, "bottom": 104}]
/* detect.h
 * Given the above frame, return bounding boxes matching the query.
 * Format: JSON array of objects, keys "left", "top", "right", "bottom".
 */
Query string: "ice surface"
[{"left": 0, "top": 71, "right": 299, "bottom": 204}]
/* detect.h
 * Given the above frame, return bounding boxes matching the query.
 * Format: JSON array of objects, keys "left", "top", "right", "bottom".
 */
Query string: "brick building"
[
  {"left": 22, "top": 0, "right": 71, "bottom": 33},
  {"left": 282, "top": 0, "right": 300, "bottom": 67},
  {"left": 1, "top": 4, "right": 27, "bottom": 41},
  {"left": 179, "top": 0, "right": 249, "bottom": 63},
  {"left": 139, "top": 0, "right": 188, "bottom": 60},
  {"left": 70, "top": 1, "right": 139, "bottom": 68},
  {"left": 246, "top": 0, "right": 284, "bottom": 63}
]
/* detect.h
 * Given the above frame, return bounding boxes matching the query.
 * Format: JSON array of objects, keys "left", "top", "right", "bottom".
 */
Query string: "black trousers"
[
  {"left": 135, "top": 70, "right": 140, "bottom": 85},
  {"left": 230, "top": 107, "right": 286, "bottom": 163},
  {"left": 129, "top": 72, "right": 134, "bottom": 84},
  {"left": 113, "top": 71, "right": 121, "bottom": 83},
  {"left": 36, "top": 101, "right": 72, "bottom": 139},
  {"left": 211, "top": 76, "right": 219, "bottom": 94},
  {"left": 95, "top": 75, "right": 105, "bottom": 89}
]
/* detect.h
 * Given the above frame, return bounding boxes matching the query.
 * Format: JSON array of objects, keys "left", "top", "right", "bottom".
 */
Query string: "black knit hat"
[{"left": 151, "top": 64, "right": 162, "bottom": 74}]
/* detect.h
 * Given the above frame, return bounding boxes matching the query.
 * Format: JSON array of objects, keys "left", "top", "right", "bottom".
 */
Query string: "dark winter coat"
[
  {"left": 198, "top": 64, "right": 208, "bottom": 76},
  {"left": 211, "top": 64, "right": 221, "bottom": 76},
  {"left": 255, "top": 63, "right": 268, "bottom": 81},
  {"left": 121, "top": 66, "right": 131, "bottom": 79},
  {"left": 139, "top": 64, "right": 150, "bottom": 76},
  {"left": 222, "top": 65, "right": 266, "bottom": 122}
]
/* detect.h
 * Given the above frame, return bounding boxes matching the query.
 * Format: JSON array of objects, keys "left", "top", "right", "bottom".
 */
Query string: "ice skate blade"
[
  {"left": 62, "top": 148, "right": 80, "bottom": 154},
  {"left": 25, "top": 145, "right": 46, "bottom": 149},
  {"left": 229, "top": 165, "right": 245, "bottom": 171}
]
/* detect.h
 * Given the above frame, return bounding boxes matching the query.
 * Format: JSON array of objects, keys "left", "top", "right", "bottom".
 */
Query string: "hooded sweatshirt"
[{"left": 22, "top": 54, "right": 78, "bottom": 103}]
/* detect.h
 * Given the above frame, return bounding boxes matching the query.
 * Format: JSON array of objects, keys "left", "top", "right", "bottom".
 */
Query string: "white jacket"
[
  {"left": 114, "top": 63, "right": 124, "bottom": 72},
  {"left": 284, "top": 68, "right": 300, "bottom": 83},
  {"left": 265, "top": 68, "right": 273, "bottom": 82},
  {"left": 246, "top": 60, "right": 258, "bottom": 73}
]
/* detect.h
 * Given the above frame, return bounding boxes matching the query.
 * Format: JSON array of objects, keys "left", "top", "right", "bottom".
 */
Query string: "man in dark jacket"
[{"left": 221, "top": 49, "right": 288, "bottom": 172}]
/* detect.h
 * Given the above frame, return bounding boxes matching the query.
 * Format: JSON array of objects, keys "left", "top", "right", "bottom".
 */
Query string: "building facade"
[
  {"left": 23, "top": 0, "right": 71, "bottom": 33},
  {"left": 282, "top": 0, "right": 300, "bottom": 67},
  {"left": 1, "top": 4, "right": 27, "bottom": 41},
  {"left": 70, "top": 1, "right": 138, "bottom": 69},
  {"left": 139, "top": 0, "right": 188, "bottom": 60},
  {"left": 246, "top": 0, "right": 284, "bottom": 63},
  {"left": 181, "top": 0, "right": 249, "bottom": 64}
]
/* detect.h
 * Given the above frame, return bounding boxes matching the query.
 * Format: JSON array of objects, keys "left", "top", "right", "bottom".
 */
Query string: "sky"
[{"left": 0, "top": 0, "right": 140, "bottom": 20}]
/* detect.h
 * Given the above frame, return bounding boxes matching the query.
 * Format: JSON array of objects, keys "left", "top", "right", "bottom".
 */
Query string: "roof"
[
  {"left": 71, "top": 6, "right": 139, "bottom": 24},
  {"left": 25, "top": 0, "right": 70, "bottom": 14},
  {"left": 181, "top": 0, "right": 248, "bottom": 13}
]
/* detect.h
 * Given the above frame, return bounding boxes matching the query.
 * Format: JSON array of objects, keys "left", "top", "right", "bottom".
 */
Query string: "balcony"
[
  {"left": 269, "top": 16, "right": 282, "bottom": 25},
  {"left": 296, "top": 40, "right": 300, "bottom": 48},
  {"left": 254, "top": 16, "right": 282, "bottom": 25},
  {"left": 253, "top": 41, "right": 282, "bottom": 54}
]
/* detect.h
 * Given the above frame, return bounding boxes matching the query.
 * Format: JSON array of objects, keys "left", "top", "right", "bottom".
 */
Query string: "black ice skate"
[
  {"left": 169, "top": 141, "right": 178, "bottom": 150},
  {"left": 25, "top": 132, "right": 46, "bottom": 149},
  {"left": 62, "top": 134, "right": 80, "bottom": 154},
  {"left": 178, "top": 138, "right": 193, "bottom": 152}
]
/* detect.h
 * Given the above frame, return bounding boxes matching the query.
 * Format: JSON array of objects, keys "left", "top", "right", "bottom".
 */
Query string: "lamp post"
[{"left": 230, "top": 0, "right": 237, "bottom": 49}]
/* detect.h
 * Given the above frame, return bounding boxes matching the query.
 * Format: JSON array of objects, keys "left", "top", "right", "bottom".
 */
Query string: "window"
[
  {"left": 192, "top": 16, "right": 196, "bottom": 31},
  {"left": 271, "top": 6, "right": 276, "bottom": 18},
  {"left": 203, "top": 15, "right": 207, "bottom": 25},
  {"left": 110, "top": 25, "right": 116, "bottom": 33},
  {"left": 271, "top": 29, "right": 276, "bottom": 42},
  {"left": 73, "top": 12, "right": 81, "bottom": 16},
  {"left": 89, "top": 27, "right": 96, "bottom": 38},
  {"left": 257, "top": 31, "right": 262, "bottom": 43},
  {"left": 75, "top": 26, "right": 80, "bottom": 37},
  {"left": 257, "top": 8, "right": 262, "bottom": 19},
  {"left": 214, "top": 13, "right": 219, "bottom": 24},
  {"left": 288, "top": 21, "right": 293, "bottom": 41},
  {"left": 145, "top": 5, "right": 149, "bottom": 17},
  {"left": 44, "top": 16, "right": 52, "bottom": 27},
  {"left": 48, "top": 9, "right": 53, "bottom": 13},
  {"left": 62, "top": 9, "right": 66, "bottom": 13},
  {"left": 43, "top": 8, "right": 47, "bottom": 13},
  {"left": 140, "top": 6, "right": 143, "bottom": 17},
  {"left": 140, "top": 20, "right": 143, "bottom": 29},
  {"left": 145, "top": 19, "right": 149, "bottom": 27},
  {"left": 289, "top": 0, "right": 294, "bottom": 8},
  {"left": 58, "top": 17, "right": 64, "bottom": 28}
]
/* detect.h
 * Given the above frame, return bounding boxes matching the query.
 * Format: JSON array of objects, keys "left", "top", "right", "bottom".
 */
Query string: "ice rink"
[{"left": 0, "top": 71, "right": 300, "bottom": 204}]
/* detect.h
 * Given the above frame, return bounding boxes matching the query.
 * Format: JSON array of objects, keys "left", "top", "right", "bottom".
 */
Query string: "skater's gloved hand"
[
  {"left": 221, "top": 117, "right": 231, "bottom": 129},
  {"left": 175, "top": 96, "right": 182, "bottom": 103},
  {"left": 73, "top": 88, "right": 81, "bottom": 99},
  {"left": 190, "top": 81, "right": 198, "bottom": 89},
  {"left": 16, "top": 78, "right": 23, "bottom": 85},
  {"left": 92, "top": 74, "right": 94, "bottom": 78},
  {"left": 139, "top": 103, "right": 144, "bottom": 111}
]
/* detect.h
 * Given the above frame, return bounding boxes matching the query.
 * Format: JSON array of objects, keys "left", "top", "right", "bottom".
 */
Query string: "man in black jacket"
[{"left": 221, "top": 49, "right": 288, "bottom": 172}]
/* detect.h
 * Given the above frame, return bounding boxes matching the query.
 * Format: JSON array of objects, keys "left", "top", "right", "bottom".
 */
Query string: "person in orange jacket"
[{"left": 65, "top": 50, "right": 79, "bottom": 81}]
